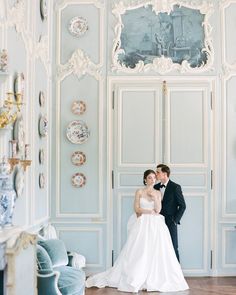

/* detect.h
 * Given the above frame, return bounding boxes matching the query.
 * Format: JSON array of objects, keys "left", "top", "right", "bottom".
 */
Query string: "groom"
[{"left": 154, "top": 164, "right": 186, "bottom": 261}]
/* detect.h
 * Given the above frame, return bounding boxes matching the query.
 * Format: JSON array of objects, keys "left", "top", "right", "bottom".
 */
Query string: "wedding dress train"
[{"left": 86, "top": 197, "right": 189, "bottom": 293}]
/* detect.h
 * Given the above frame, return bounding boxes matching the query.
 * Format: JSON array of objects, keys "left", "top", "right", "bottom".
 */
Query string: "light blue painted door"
[
  {"left": 112, "top": 79, "right": 212, "bottom": 276},
  {"left": 112, "top": 81, "right": 163, "bottom": 263}
]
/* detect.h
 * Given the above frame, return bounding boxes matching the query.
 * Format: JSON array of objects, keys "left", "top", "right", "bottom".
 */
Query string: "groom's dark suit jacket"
[
  {"left": 154, "top": 180, "right": 186, "bottom": 224},
  {"left": 154, "top": 180, "right": 186, "bottom": 260}
]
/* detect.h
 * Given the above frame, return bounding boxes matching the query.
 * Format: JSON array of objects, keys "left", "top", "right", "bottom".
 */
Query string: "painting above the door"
[{"left": 112, "top": 1, "right": 214, "bottom": 74}]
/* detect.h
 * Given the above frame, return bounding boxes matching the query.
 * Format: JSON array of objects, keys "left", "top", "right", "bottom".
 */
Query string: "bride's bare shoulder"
[{"left": 135, "top": 188, "right": 144, "bottom": 196}]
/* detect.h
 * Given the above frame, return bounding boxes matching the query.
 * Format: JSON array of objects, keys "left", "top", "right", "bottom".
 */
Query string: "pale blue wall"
[
  {"left": 51, "top": 0, "right": 236, "bottom": 277},
  {"left": 0, "top": 0, "right": 52, "bottom": 229},
  {"left": 1, "top": 0, "right": 235, "bottom": 280},
  {"left": 51, "top": 0, "right": 236, "bottom": 274}
]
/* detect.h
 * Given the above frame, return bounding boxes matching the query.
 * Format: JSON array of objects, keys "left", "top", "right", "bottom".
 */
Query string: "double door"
[{"left": 111, "top": 78, "right": 212, "bottom": 275}]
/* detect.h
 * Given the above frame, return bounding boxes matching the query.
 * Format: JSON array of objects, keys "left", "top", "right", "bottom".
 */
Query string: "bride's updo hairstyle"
[{"left": 143, "top": 169, "right": 156, "bottom": 185}]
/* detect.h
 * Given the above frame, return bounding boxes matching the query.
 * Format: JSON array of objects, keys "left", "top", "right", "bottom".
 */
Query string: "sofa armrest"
[
  {"left": 67, "top": 251, "right": 86, "bottom": 269},
  {"left": 37, "top": 270, "right": 62, "bottom": 295}
]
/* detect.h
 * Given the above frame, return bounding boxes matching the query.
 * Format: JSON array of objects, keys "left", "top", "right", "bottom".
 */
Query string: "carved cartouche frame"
[{"left": 111, "top": 0, "right": 214, "bottom": 74}]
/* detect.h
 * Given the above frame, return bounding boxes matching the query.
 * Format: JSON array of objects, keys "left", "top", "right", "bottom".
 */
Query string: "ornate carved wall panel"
[
  {"left": 54, "top": 0, "right": 105, "bottom": 221},
  {"left": 219, "top": 0, "right": 236, "bottom": 276},
  {"left": 0, "top": 0, "right": 52, "bottom": 226},
  {"left": 111, "top": 0, "right": 214, "bottom": 74},
  {"left": 222, "top": 75, "right": 236, "bottom": 217}
]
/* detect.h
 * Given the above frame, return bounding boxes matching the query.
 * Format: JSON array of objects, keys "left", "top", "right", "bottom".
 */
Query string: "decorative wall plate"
[
  {"left": 71, "top": 100, "right": 86, "bottom": 115},
  {"left": 38, "top": 115, "right": 48, "bottom": 137},
  {"left": 39, "top": 149, "right": 44, "bottom": 164},
  {"left": 13, "top": 115, "right": 25, "bottom": 157},
  {"left": 14, "top": 167, "right": 24, "bottom": 197},
  {"left": 40, "top": 0, "right": 47, "bottom": 20},
  {"left": 71, "top": 172, "right": 86, "bottom": 188},
  {"left": 71, "top": 151, "right": 86, "bottom": 166},
  {"left": 66, "top": 120, "right": 90, "bottom": 144},
  {"left": 39, "top": 91, "right": 45, "bottom": 107},
  {"left": 39, "top": 173, "right": 45, "bottom": 189},
  {"left": 68, "top": 16, "right": 88, "bottom": 37}
]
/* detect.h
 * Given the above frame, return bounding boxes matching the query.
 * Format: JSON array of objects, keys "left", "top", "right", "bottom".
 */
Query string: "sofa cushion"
[
  {"left": 54, "top": 266, "right": 85, "bottom": 295},
  {"left": 36, "top": 244, "right": 53, "bottom": 271},
  {"left": 38, "top": 239, "right": 68, "bottom": 267}
]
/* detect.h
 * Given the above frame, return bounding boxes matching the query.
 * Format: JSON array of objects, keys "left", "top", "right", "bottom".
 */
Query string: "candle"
[
  {"left": 15, "top": 73, "right": 22, "bottom": 94},
  {"left": 9, "top": 140, "right": 12, "bottom": 158},
  {"left": 8, "top": 74, "right": 14, "bottom": 93},
  {"left": 25, "top": 144, "right": 30, "bottom": 160},
  {"left": 10, "top": 140, "right": 18, "bottom": 158}
]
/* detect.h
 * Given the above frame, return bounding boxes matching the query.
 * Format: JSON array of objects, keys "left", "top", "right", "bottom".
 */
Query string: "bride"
[{"left": 86, "top": 169, "right": 189, "bottom": 293}]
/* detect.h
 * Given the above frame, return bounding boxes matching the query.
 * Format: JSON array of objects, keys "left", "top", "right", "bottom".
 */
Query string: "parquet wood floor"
[{"left": 85, "top": 277, "right": 236, "bottom": 295}]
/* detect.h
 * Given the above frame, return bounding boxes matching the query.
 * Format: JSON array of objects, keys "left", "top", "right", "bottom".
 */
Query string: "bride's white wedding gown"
[{"left": 86, "top": 197, "right": 189, "bottom": 293}]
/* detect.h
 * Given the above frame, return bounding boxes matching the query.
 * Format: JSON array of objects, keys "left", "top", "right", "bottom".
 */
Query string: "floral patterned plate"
[
  {"left": 13, "top": 115, "right": 25, "bottom": 158},
  {"left": 71, "top": 100, "right": 86, "bottom": 115},
  {"left": 39, "top": 91, "right": 45, "bottom": 107},
  {"left": 39, "top": 173, "right": 45, "bottom": 189},
  {"left": 15, "top": 167, "right": 24, "bottom": 197},
  {"left": 71, "top": 172, "right": 86, "bottom": 188},
  {"left": 71, "top": 151, "right": 86, "bottom": 166},
  {"left": 66, "top": 120, "right": 90, "bottom": 144},
  {"left": 68, "top": 16, "right": 88, "bottom": 37},
  {"left": 38, "top": 115, "right": 48, "bottom": 137},
  {"left": 40, "top": 0, "right": 47, "bottom": 20},
  {"left": 39, "top": 149, "right": 44, "bottom": 164}
]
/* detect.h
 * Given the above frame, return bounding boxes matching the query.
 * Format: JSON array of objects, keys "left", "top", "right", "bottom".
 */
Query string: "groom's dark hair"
[{"left": 156, "top": 164, "right": 170, "bottom": 177}]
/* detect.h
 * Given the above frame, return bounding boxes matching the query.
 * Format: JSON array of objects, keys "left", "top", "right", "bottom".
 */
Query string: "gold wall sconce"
[
  {"left": 20, "top": 159, "right": 32, "bottom": 172},
  {"left": 0, "top": 73, "right": 24, "bottom": 129},
  {"left": 8, "top": 157, "right": 32, "bottom": 173},
  {"left": 8, "top": 157, "right": 20, "bottom": 173},
  {"left": 8, "top": 141, "right": 31, "bottom": 172}
]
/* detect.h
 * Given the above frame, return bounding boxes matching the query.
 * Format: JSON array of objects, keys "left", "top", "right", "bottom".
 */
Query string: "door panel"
[
  {"left": 179, "top": 194, "right": 207, "bottom": 271},
  {"left": 166, "top": 82, "right": 211, "bottom": 274},
  {"left": 169, "top": 90, "right": 205, "bottom": 164},
  {"left": 113, "top": 83, "right": 162, "bottom": 260},
  {"left": 117, "top": 88, "right": 161, "bottom": 166},
  {"left": 112, "top": 79, "right": 212, "bottom": 276}
]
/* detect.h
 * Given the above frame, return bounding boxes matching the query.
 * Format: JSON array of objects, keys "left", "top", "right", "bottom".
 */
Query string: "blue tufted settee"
[{"left": 36, "top": 238, "right": 85, "bottom": 295}]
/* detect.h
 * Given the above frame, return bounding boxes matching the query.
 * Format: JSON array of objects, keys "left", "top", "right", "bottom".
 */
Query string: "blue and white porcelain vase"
[{"left": 0, "top": 156, "right": 16, "bottom": 228}]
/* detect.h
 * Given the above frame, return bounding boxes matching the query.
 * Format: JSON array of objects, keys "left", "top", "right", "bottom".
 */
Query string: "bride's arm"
[
  {"left": 154, "top": 192, "right": 162, "bottom": 213},
  {"left": 134, "top": 189, "right": 154, "bottom": 215}
]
